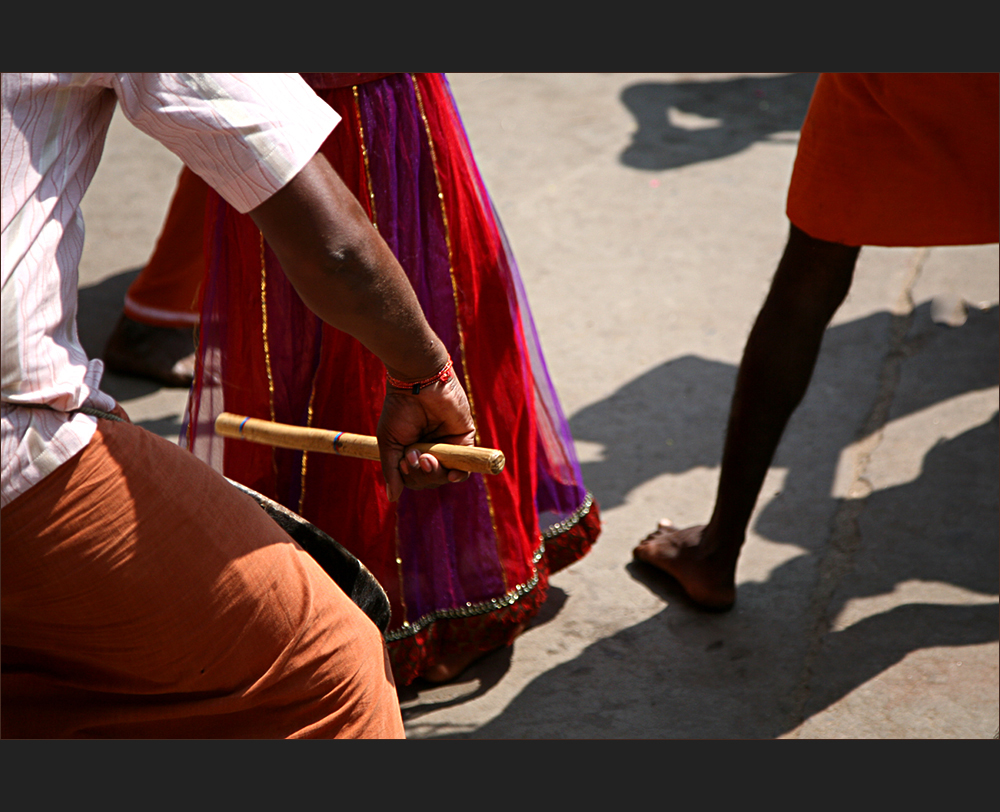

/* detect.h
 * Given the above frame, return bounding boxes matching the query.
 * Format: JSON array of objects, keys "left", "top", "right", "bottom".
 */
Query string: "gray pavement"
[{"left": 76, "top": 73, "right": 998, "bottom": 739}]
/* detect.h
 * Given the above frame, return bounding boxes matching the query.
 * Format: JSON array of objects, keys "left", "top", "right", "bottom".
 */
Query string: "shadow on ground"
[
  {"left": 570, "top": 303, "right": 999, "bottom": 519},
  {"left": 77, "top": 267, "right": 188, "bottom": 439},
  {"left": 414, "top": 302, "right": 998, "bottom": 737},
  {"left": 619, "top": 73, "right": 819, "bottom": 171}
]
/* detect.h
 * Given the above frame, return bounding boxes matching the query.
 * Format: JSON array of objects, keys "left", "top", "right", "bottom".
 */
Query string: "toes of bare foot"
[
  {"left": 631, "top": 522, "right": 736, "bottom": 612},
  {"left": 421, "top": 623, "right": 527, "bottom": 684},
  {"left": 636, "top": 519, "right": 673, "bottom": 548},
  {"left": 634, "top": 519, "right": 691, "bottom": 559},
  {"left": 103, "top": 315, "right": 196, "bottom": 388},
  {"left": 422, "top": 648, "right": 493, "bottom": 684}
]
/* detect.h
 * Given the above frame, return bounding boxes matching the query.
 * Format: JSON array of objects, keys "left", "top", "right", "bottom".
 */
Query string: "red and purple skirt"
[{"left": 184, "top": 73, "right": 600, "bottom": 686}]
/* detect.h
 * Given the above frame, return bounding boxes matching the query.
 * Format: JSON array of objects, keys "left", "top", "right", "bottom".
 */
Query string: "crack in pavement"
[{"left": 787, "top": 247, "right": 929, "bottom": 733}]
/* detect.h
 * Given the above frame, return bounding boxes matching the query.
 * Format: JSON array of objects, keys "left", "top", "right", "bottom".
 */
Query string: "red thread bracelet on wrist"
[{"left": 386, "top": 356, "right": 454, "bottom": 394}]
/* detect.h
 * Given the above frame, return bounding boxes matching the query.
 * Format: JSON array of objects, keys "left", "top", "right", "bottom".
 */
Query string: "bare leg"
[
  {"left": 102, "top": 167, "right": 206, "bottom": 388},
  {"left": 634, "top": 224, "right": 860, "bottom": 609}
]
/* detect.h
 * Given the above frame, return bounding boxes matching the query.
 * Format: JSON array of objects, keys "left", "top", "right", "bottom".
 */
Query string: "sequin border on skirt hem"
[
  {"left": 384, "top": 492, "right": 594, "bottom": 642},
  {"left": 386, "top": 494, "right": 600, "bottom": 685}
]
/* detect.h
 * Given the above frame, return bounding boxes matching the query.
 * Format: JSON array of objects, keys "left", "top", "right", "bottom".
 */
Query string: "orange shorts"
[{"left": 787, "top": 73, "right": 999, "bottom": 247}]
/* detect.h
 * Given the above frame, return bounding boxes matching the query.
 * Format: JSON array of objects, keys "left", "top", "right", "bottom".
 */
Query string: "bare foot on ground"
[
  {"left": 633, "top": 520, "right": 737, "bottom": 611},
  {"left": 421, "top": 622, "right": 528, "bottom": 684},
  {"left": 103, "top": 314, "right": 196, "bottom": 388}
]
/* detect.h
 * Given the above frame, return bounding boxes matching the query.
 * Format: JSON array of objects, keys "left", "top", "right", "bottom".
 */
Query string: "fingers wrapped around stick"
[{"left": 215, "top": 413, "right": 505, "bottom": 475}]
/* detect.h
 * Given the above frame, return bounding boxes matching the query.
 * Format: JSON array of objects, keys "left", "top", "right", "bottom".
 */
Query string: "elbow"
[
  {"left": 316, "top": 234, "right": 372, "bottom": 285},
  {"left": 287, "top": 231, "right": 380, "bottom": 300}
]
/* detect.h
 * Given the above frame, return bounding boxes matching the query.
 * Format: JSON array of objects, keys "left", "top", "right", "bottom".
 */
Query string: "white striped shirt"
[{"left": 1, "top": 73, "right": 339, "bottom": 507}]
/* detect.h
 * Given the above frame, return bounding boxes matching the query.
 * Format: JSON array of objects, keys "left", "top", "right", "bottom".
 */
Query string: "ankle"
[{"left": 700, "top": 518, "right": 744, "bottom": 568}]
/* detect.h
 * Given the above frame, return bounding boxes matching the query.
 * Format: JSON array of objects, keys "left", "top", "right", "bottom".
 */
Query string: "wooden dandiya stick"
[{"left": 215, "top": 412, "right": 505, "bottom": 476}]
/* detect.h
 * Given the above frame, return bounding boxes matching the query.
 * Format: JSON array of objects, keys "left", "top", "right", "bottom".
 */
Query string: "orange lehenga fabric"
[
  {"left": 123, "top": 165, "right": 208, "bottom": 327},
  {"left": 183, "top": 73, "right": 601, "bottom": 686}
]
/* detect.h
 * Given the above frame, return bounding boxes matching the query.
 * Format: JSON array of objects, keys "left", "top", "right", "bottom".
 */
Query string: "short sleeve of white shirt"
[
  {"left": 1, "top": 72, "right": 340, "bottom": 507},
  {"left": 109, "top": 73, "right": 340, "bottom": 213}
]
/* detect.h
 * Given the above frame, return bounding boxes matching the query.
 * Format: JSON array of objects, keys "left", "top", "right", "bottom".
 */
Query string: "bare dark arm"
[{"left": 248, "top": 152, "right": 476, "bottom": 500}]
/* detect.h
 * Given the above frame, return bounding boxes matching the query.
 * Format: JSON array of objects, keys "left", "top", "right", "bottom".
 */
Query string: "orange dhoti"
[{"left": 1, "top": 411, "right": 404, "bottom": 739}]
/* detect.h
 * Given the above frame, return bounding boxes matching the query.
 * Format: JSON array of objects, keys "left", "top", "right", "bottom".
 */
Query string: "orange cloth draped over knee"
[
  {"left": 123, "top": 166, "right": 209, "bottom": 328},
  {"left": 0, "top": 413, "right": 404, "bottom": 739},
  {"left": 787, "top": 73, "right": 999, "bottom": 247}
]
